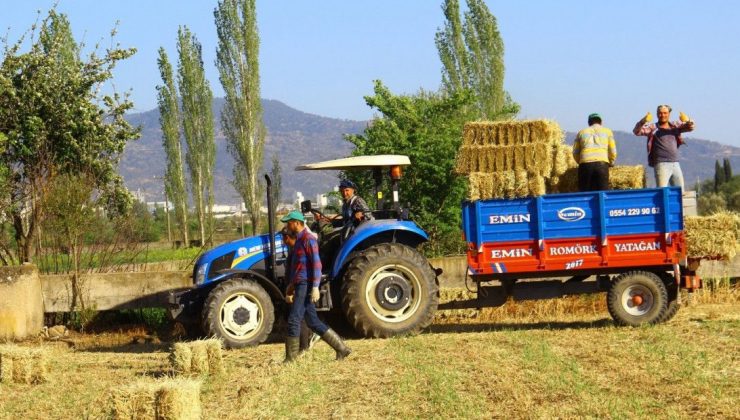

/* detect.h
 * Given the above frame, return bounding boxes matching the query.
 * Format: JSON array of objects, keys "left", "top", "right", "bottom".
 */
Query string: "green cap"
[
  {"left": 588, "top": 113, "right": 602, "bottom": 121},
  {"left": 280, "top": 210, "right": 305, "bottom": 223}
]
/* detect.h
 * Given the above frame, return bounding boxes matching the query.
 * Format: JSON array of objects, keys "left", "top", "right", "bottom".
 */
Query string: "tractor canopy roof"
[{"left": 295, "top": 155, "right": 410, "bottom": 171}]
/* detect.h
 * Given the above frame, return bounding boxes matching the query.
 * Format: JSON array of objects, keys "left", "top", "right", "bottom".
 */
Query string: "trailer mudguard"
[{"left": 330, "top": 220, "right": 429, "bottom": 279}]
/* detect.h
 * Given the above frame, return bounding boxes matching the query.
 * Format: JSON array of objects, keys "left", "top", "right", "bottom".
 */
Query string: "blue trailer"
[{"left": 452, "top": 186, "right": 697, "bottom": 326}]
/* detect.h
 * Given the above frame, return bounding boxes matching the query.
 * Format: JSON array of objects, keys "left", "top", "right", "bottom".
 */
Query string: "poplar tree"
[
  {"left": 269, "top": 154, "right": 282, "bottom": 226},
  {"left": 435, "top": 0, "right": 519, "bottom": 119},
  {"left": 177, "top": 26, "right": 215, "bottom": 245},
  {"left": 215, "top": 0, "right": 266, "bottom": 235},
  {"left": 723, "top": 158, "right": 733, "bottom": 181},
  {"left": 714, "top": 160, "right": 725, "bottom": 192},
  {"left": 156, "top": 48, "right": 189, "bottom": 246}
]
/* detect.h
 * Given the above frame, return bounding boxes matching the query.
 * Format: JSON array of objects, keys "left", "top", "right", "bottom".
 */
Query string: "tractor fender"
[
  {"left": 210, "top": 269, "right": 284, "bottom": 301},
  {"left": 331, "top": 220, "right": 429, "bottom": 279}
]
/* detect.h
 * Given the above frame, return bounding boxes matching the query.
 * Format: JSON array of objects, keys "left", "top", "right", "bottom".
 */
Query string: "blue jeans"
[
  {"left": 287, "top": 282, "right": 328, "bottom": 338},
  {"left": 654, "top": 162, "right": 684, "bottom": 192}
]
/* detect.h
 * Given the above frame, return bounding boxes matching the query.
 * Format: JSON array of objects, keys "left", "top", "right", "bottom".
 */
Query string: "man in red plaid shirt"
[{"left": 282, "top": 210, "right": 351, "bottom": 362}]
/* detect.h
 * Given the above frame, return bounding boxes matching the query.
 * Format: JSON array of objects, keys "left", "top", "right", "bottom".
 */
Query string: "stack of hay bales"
[
  {"left": 684, "top": 212, "right": 740, "bottom": 260},
  {"left": 170, "top": 339, "right": 224, "bottom": 376},
  {"left": 456, "top": 120, "right": 571, "bottom": 200},
  {"left": 110, "top": 378, "right": 201, "bottom": 420},
  {"left": 0, "top": 345, "right": 48, "bottom": 384}
]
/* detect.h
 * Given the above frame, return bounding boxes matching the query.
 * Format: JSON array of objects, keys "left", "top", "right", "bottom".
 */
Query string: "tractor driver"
[{"left": 339, "top": 179, "right": 372, "bottom": 240}]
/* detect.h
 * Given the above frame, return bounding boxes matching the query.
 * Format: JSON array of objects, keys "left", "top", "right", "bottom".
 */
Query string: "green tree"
[
  {"left": 0, "top": 10, "right": 138, "bottom": 263},
  {"left": 215, "top": 0, "right": 267, "bottom": 235},
  {"left": 714, "top": 160, "right": 725, "bottom": 192},
  {"left": 177, "top": 26, "right": 215, "bottom": 245},
  {"left": 435, "top": 0, "right": 519, "bottom": 120},
  {"left": 156, "top": 47, "right": 189, "bottom": 246},
  {"left": 269, "top": 154, "right": 282, "bottom": 226},
  {"left": 723, "top": 158, "right": 733, "bottom": 181},
  {"left": 346, "top": 81, "right": 476, "bottom": 256},
  {"left": 698, "top": 192, "right": 727, "bottom": 215}
]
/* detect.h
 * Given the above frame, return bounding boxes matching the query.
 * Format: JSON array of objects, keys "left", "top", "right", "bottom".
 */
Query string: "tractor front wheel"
[
  {"left": 341, "top": 243, "right": 438, "bottom": 338},
  {"left": 202, "top": 278, "right": 275, "bottom": 349}
]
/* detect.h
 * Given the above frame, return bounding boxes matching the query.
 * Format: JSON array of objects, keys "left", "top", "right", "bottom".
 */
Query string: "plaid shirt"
[
  {"left": 633, "top": 120, "right": 693, "bottom": 167},
  {"left": 289, "top": 228, "right": 322, "bottom": 287}
]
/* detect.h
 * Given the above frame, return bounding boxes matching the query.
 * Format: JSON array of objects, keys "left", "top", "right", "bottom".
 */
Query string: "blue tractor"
[{"left": 169, "top": 155, "right": 440, "bottom": 348}]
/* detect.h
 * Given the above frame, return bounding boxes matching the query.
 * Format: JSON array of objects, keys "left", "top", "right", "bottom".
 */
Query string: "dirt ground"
[{"left": 1, "top": 288, "right": 738, "bottom": 419}]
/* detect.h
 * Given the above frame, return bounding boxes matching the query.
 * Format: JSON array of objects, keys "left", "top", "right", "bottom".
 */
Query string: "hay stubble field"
[{"left": 0, "top": 289, "right": 738, "bottom": 419}]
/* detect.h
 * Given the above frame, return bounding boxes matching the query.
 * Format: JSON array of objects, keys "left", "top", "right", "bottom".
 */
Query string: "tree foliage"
[
  {"left": 435, "top": 0, "right": 519, "bottom": 120},
  {"left": 215, "top": 0, "right": 266, "bottom": 236},
  {"left": 723, "top": 158, "right": 733, "bottom": 181},
  {"left": 269, "top": 154, "right": 282, "bottom": 226},
  {"left": 156, "top": 47, "right": 189, "bottom": 245},
  {"left": 345, "top": 81, "right": 476, "bottom": 255},
  {"left": 714, "top": 160, "right": 725, "bottom": 192},
  {"left": 177, "top": 26, "right": 215, "bottom": 245},
  {"left": 0, "top": 10, "right": 139, "bottom": 262}
]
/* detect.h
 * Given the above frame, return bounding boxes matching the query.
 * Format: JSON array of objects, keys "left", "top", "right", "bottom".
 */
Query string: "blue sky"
[{"left": 2, "top": 1, "right": 739, "bottom": 147}]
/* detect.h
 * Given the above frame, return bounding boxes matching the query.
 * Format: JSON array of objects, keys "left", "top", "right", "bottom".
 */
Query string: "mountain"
[
  {"left": 119, "top": 100, "right": 740, "bottom": 204},
  {"left": 121, "top": 99, "right": 366, "bottom": 204}
]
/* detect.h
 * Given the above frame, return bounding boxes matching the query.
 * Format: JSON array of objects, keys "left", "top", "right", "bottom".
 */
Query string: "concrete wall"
[
  {"left": 41, "top": 271, "right": 192, "bottom": 312},
  {"left": 0, "top": 264, "right": 43, "bottom": 340}
]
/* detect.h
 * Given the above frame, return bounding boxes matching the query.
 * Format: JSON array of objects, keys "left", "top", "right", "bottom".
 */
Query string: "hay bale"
[
  {"left": 110, "top": 382, "right": 158, "bottom": 420},
  {"left": 189, "top": 341, "right": 209, "bottom": 375},
  {"left": 467, "top": 172, "right": 490, "bottom": 201},
  {"left": 552, "top": 144, "right": 577, "bottom": 177},
  {"left": 170, "top": 342, "right": 193, "bottom": 375},
  {"left": 685, "top": 212, "right": 740, "bottom": 260},
  {"left": 513, "top": 170, "right": 529, "bottom": 197},
  {"left": 462, "top": 119, "right": 563, "bottom": 147},
  {"left": 528, "top": 175, "right": 547, "bottom": 197},
  {"left": 156, "top": 379, "right": 202, "bottom": 420},
  {"left": 204, "top": 339, "right": 225, "bottom": 375},
  {"left": 0, "top": 346, "right": 48, "bottom": 384},
  {"left": 0, "top": 353, "right": 13, "bottom": 383},
  {"left": 609, "top": 165, "right": 645, "bottom": 190}
]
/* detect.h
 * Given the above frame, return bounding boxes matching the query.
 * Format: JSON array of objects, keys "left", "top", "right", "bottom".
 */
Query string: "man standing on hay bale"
[
  {"left": 572, "top": 113, "right": 617, "bottom": 191},
  {"left": 633, "top": 104, "right": 695, "bottom": 191},
  {"left": 281, "top": 210, "right": 352, "bottom": 363}
]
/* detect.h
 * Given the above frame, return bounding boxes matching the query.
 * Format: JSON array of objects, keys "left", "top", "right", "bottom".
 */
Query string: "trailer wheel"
[
  {"left": 607, "top": 271, "right": 668, "bottom": 326},
  {"left": 658, "top": 277, "right": 680, "bottom": 323},
  {"left": 202, "top": 278, "right": 274, "bottom": 349},
  {"left": 341, "top": 243, "right": 438, "bottom": 338}
]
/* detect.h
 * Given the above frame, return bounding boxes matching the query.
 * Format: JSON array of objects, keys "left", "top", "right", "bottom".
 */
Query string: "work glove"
[
  {"left": 285, "top": 284, "right": 295, "bottom": 304},
  {"left": 643, "top": 112, "right": 652, "bottom": 123},
  {"left": 310, "top": 287, "right": 320, "bottom": 303},
  {"left": 679, "top": 111, "right": 690, "bottom": 122}
]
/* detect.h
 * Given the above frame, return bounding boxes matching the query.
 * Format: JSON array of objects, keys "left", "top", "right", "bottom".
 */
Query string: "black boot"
[
  {"left": 283, "top": 336, "right": 300, "bottom": 363},
  {"left": 321, "top": 329, "right": 352, "bottom": 360}
]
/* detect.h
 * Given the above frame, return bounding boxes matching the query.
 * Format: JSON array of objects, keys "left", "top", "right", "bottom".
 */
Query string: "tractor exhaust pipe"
[{"left": 264, "top": 174, "right": 277, "bottom": 283}]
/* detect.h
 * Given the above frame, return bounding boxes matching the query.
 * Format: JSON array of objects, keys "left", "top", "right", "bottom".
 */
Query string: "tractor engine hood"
[{"left": 193, "top": 234, "right": 287, "bottom": 286}]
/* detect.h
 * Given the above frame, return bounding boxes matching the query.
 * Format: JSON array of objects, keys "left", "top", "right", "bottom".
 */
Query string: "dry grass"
[{"left": 0, "top": 288, "right": 738, "bottom": 419}]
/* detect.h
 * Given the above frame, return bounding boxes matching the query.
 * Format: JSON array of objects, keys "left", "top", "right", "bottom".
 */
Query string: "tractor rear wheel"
[
  {"left": 202, "top": 278, "right": 275, "bottom": 349},
  {"left": 607, "top": 271, "right": 668, "bottom": 327},
  {"left": 341, "top": 243, "right": 438, "bottom": 338}
]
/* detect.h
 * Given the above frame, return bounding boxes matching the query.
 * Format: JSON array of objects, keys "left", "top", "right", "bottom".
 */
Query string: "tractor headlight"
[{"left": 195, "top": 263, "right": 208, "bottom": 285}]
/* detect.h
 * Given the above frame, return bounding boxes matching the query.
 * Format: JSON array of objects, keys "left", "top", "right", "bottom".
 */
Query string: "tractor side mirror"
[{"left": 300, "top": 200, "right": 313, "bottom": 214}]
